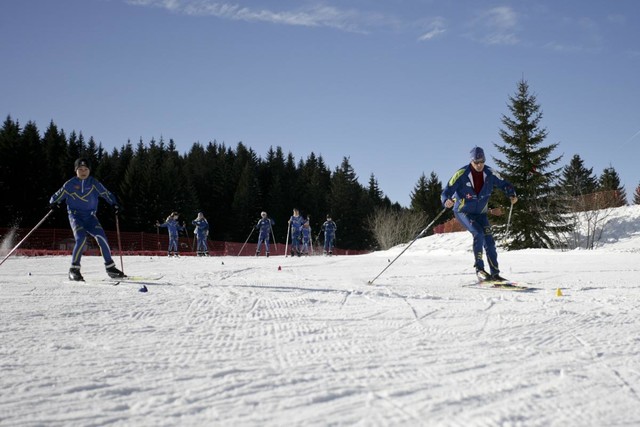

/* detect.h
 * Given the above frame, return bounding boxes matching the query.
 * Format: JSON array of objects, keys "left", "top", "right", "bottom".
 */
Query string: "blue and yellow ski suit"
[{"left": 441, "top": 164, "right": 516, "bottom": 275}]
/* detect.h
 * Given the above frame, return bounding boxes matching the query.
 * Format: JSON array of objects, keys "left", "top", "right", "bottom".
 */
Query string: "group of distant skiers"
[
  {"left": 155, "top": 211, "right": 210, "bottom": 257},
  {"left": 153, "top": 208, "right": 337, "bottom": 259},
  {"left": 48, "top": 144, "right": 517, "bottom": 284},
  {"left": 255, "top": 209, "right": 337, "bottom": 258}
]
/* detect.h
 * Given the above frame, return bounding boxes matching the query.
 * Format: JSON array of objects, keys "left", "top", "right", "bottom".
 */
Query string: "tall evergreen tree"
[
  {"left": 410, "top": 171, "right": 449, "bottom": 233},
  {"left": 232, "top": 143, "right": 262, "bottom": 237},
  {"left": 42, "top": 121, "right": 69, "bottom": 192},
  {"left": 120, "top": 141, "right": 153, "bottom": 230},
  {"left": 493, "top": 79, "right": 569, "bottom": 249},
  {"left": 367, "top": 173, "right": 384, "bottom": 207},
  {"left": 295, "top": 152, "right": 331, "bottom": 232},
  {"left": 41, "top": 122, "right": 71, "bottom": 229},
  {"left": 598, "top": 165, "right": 627, "bottom": 206},
  {"left": 20, "top": 121, "right": 48, "bottom": 225},
  {"left": 410, "top": 173, "right": 429, "bottom": 214},
  {"left": 559, "top": 154, "right": 598, "bottom": 197},
  {"left": 329, "top": 157, "right": 373, "bottom": 249},
  {"left": 633, "top": 182, "right": 640, "bottom": 205},
  {"left": 0, "top": 116, "right": 23, "bottom": 227},
  {"left": 206, "top": 142, "right": 235, "bottom": 240}
]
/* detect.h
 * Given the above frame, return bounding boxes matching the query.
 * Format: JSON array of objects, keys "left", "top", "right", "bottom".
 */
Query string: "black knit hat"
[{"left": 74, "top": 158, "right": 91, "bottom": 170}]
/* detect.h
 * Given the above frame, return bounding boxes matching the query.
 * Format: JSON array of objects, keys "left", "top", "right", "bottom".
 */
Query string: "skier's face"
[
  {"left": 75, "top": 166, "right": 90, "bottom": 179},
  {"left": 471, "top": 160, "right": 485, "bottom": 172}
]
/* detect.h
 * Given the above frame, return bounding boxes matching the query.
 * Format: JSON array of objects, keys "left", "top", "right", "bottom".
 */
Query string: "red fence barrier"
[{"left": 0, "top": 228, "right": 369, "bottom": 257}]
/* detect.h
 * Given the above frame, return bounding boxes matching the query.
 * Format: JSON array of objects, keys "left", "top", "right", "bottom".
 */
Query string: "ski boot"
[
  {"left": 69, "top": 266, "right": 84, "bottom": 281},
  {"left": 106, "top": 264, "right": 126, "bottom": 279},
  {"left": 476, "top": 269, "right": 491, "bottom": 282},
  {"left": 490, "top": 272, "right": 507, "bottom": 282}
]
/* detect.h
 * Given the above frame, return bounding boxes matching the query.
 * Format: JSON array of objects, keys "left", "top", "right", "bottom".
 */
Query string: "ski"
[
  {"left": 115, "top": 274, "right": 164, "bottom": 282},
  {"left": 464, "top": 280, "right": 534, "bottom": 292},
  {"left": 66, "top": 275, "right": 163, "bottom": 287},
  {"left": 67, "top": 279, "right": 121, "bottom": 286}
]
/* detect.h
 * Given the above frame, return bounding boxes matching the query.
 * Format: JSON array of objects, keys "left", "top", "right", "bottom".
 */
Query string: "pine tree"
[
  {"left": 633, "top": 182, "right": 640, "bottom": 205},
  {"left": 0, "top": 116, "right": 23, "bottom": 227},
  {"left": 559, "top": 154, "right": 598, "bottom": 197},
  {"left": 329, "top": 157, "right": 373, "bottom": 249},
  {"left": 493, "top": 79, "right": 569, "bottom": 249},
  {"left": 367, "top": 173, "right": 385, "bottom": 207},
  {"left": 231, "top": 143, "right": 262, "bottom": 237},
  {"left": 410, "top": 173, "right": 429, "bottom": 214},
  {"left": 598, "top": 166, "right": 627, "bottom": 207},
  {"left": 410, "top": 172, "right": 449, "bottom": 234}
]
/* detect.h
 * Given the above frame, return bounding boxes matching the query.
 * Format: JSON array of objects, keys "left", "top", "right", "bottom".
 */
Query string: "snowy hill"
[{"left": 1, "top": 205, "right": 640, "bottom": 426}]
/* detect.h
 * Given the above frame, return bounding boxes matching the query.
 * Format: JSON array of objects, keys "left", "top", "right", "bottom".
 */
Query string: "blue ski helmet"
[{"left": 470, "top": 146, "right": 485, "bottom": 163}]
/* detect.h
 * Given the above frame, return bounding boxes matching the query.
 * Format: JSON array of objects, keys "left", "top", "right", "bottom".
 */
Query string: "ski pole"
[
  {"left": 367, "top": 207, "right": 448, "bottom": 285},
  {"left": 115, "top": 213, "right": 125, "bottom": 274},
  {"left": 505, "top": 202, "right": 514, "bottom": 238},
  {"left": 284, "top": 219, "right": 291, "bottom": 257},
  {"left": 270, "top": 224, "right": 278, "bottom": 253},
  {"left": 0, "top": 209, "right": 54, "bottom": 268},
  {"left": 237, "top": 226, "right": 255, "bottom": 256},
  {"left": 308, "top": 215, "right": 314, "bottom": 256}
]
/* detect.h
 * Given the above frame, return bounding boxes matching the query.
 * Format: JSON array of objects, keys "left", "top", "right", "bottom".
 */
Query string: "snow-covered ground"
[{"left": 1, "top": 206, "right": 640, "bottom": 426}]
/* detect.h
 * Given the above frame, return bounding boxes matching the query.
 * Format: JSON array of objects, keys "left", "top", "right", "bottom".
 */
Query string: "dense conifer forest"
[{"left": 0, "top": 116, "right": 404, "bottom": 249}]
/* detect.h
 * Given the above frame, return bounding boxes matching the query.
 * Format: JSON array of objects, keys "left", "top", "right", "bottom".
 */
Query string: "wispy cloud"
[
  {"left": 467, "top": 6, "right": 520, "bottom": 46},
  {"left": 125, "top": 0, "right": 379, "bottom": 34},
  {"left": 417, "top": 17, "right": 446, "bottom": 42}
]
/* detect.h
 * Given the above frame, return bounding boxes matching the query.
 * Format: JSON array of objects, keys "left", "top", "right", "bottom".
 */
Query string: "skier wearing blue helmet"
[{"left": 441, "top": 146, "right": 518, "bottom": 281}]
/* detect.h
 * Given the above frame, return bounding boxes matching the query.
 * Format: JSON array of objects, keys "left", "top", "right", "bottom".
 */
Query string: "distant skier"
[
  {"left": 156, "top": 212, "right": 185, "bottom": 257},
  {"left": 321, "top": 215, "right": 337, "bottom": 255},
  {"left": 192, "top": 212, "right": 210, "bottom": 256},
  {"left": 441, "top": 146, "right": 518, "bottom": 281},
  {"left": 49, "top": 157, "right": 125, "bottom": 281},
  {"left": 255, "top": 211, "right": 275, "bottom": 257},
  {"left": 288, "top": 208, "right": 305, "bottom": 257},
  {"left": 301, "top": 219, "right": 312, "bottom": 256}
]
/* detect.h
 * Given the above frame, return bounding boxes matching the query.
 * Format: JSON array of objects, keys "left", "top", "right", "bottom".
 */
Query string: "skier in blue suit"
[
  {"left": 255, "top": 211, "right": 275, "bottom": 257},
  {"left": 156, "top": 212, "right": 185, "bottom": 257},
  {"left": 288, "top": 208, "right": 305, "bottom": 257},
  {"left": 301, "top": 219, "right": 311, "bottom": 255},
  {"left": 321, "top": 215, "right": 337, "bottom": 255},
  {"left": 49, "top": 157, "right": 125, "bottom": 281},
  {"left": 441, "top": 146, "right": 518, "bottom": 281},
  {"left": 192, "top": 212, "right": 210, "bottom": 256}
]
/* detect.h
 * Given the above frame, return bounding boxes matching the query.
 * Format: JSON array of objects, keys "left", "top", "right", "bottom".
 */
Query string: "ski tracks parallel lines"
[{"left": 571, "top": 332, "right": 640, "bottom": 403}]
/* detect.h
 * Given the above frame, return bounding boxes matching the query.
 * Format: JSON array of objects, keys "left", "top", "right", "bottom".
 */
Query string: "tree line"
[
  {"left": 1, "top": 79, "right": 637, "bottom": 251},
  {"left": 0, "top": 116, "right": 418, "bottom": 249}
]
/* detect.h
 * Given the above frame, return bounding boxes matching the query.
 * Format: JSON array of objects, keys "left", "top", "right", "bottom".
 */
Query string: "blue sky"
[{"left": 2, "top": 0, "right": 639, "bottom": 206}]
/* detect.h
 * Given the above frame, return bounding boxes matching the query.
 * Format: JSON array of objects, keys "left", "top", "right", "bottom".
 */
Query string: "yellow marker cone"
[{"left": 556, "top": 288, "right": 563, "bottom": 297}]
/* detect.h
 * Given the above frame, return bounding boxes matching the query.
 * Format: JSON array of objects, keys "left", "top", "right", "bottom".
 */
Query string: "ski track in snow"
[{"left": 2, "top": 209, "right": 640, "bottom": 426}]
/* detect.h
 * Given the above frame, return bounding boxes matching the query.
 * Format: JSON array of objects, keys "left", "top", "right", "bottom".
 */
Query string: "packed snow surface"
[{"left": 1, "top": 206, "right": 640, "bottom": 426}]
